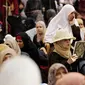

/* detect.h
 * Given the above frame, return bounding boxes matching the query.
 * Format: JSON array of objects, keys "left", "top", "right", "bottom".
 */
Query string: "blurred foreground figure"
[
  {"left": 0, "top": 56, "right": 41, "bottom": 85},
  {"left": 56, "top": 72, "right": 85, "bottom": 85}
]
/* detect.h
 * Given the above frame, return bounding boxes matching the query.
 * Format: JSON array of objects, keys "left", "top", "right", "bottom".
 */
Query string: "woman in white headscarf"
[{"left": 44, "top": 4, "right": 81, "bottom": 44}]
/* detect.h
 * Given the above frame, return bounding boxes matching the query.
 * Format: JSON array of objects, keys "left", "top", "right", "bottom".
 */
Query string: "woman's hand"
[
  {"left": 40, "top": 47, "right": 47, "bottom": 54},
  {"left": 67, "top": 54, "right": 78, "bottom": 64}
]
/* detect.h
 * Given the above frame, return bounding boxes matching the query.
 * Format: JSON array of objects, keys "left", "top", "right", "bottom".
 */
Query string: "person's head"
[
  {"left": 36, "top": 21, "right": 46, "bottom": 35},
  {"left": 16, "top": 32, "right": 32, "bottom": 49},
  {"left": 56, "top": 72, "right": 85, "bottom": 85},
  {"left": 46, "top": 9, "right": 56, "bottom": 23},
  {"left": 44, "top": 4, "right": 77, "bottom": 43},
  {"left": 48, "top": 63, "right": 68, "bottom": 85},
  {"left": 4, "top": 34, "right": 21, "bottom": 55},
  {"left": 0, "top": 44, "right": 17, "bottom": 64},
  {"left": 56, "top": 39, "right": 71, "bottom": 49},
  {"left": 59, "top": 4, "right": 75, "bottom": 20},
  {"left": 77, "top": 18, "right": 84, "bottom": 28},
  {"left": 51, "top": 29, "right": 76, "bottom": 59},
  {"left": 0, "top": 56, "right": 41, "bottom": 85},
  {"left": 16, "top": 35, "right": 24, "bottom": 49},
  {"left": 52, "top": 29, "right": 75, "bottom": 48},
  {"left": 68, "top": 11, "right": 75, "bottom": 21}
]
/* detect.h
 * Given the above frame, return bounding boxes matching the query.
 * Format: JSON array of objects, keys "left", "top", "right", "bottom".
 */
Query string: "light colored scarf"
[
  {"left": 53, "top": 42, "right": 71, "bottom": 59},
  {"left": 4, "top": 34, "right": 21, "bottom": 55},
  {"left": 44, "top": 4, "right": 78, "bottom": 43},
  {"left": 36, "top": 21, "right": 46, "bottom": 42}
]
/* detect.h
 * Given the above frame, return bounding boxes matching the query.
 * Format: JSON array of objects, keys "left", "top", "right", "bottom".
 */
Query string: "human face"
[
  {"left": 57, "top": 39, "right": 71, "bottom": 49},
  {"left": 79, "top": 23, "right": 84, "bottom": 28},
  {"left": 56, "top": 67, "right": 67, "bottom": 80},
  {"left": 16, "top": 39, "right": 24, "bottom": 48},
  {"left": 36, "top": 23, "right": 44, "bottom": 34},
  {"left": 68, "top": 12, "right": 75, "bottom": 21}
]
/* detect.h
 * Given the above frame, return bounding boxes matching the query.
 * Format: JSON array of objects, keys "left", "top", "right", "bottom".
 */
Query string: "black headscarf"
[{"left": 16, "top": 32, "right": 40, "bottom": 66}]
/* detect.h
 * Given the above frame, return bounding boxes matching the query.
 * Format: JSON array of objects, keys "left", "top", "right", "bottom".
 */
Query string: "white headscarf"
[
  {"left": 0, "top": 56, "right": 41, "bottom": 85},
  {"left": 44, "top": 4, "right": 78, "bottom": 43}
]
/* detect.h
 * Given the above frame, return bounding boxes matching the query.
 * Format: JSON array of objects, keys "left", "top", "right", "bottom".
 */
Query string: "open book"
[{"left": 73, "top": 41, "right": 85, "bottom": 58}]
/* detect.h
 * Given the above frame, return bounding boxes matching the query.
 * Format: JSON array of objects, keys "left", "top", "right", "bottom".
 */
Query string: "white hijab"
[
  {"left": 44, "top": 4, "right": 78, "bottom": 43},
  {"left": 0, "top": 56, "right": 41, "bottom": 85}
]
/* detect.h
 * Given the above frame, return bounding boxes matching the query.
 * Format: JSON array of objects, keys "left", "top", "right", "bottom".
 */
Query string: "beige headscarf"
[
  {"left": 48, "top": 63, "right": 68, "bottom": 85},
  {"left": 4, "top": 34, "right": 21, "bottom": 55},
  {"left": 53, "top": 41, "right": 71, "bottom": 59},
  {"left": 0, "top": 44, "right": 17, "bottom": 65},
  {"left": 44, "top": 4, "right": 78, "bottom": 43}
]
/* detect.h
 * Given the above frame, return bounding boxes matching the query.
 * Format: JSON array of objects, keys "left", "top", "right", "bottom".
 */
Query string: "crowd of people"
[{"left": 0, "top": 0, "right": 85, "bottom": 85}]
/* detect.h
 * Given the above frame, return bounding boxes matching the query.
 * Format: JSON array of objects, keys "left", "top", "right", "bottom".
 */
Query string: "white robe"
[{"left": 44, "top": 4, "right": 78, "bottom": 43}]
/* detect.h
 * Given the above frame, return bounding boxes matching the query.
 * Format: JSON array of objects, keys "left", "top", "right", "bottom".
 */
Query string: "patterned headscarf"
[{"left": 48, "top": 63, "right": 68, "bottom": 85}]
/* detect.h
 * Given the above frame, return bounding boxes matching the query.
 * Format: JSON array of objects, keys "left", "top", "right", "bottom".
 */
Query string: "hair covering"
[
  {"left": 56, "top": 72, "right": 85, "bottom": 85},
  {"left": 48, "top": 63, "right": 68, "bottom": 85},
  {"left": 44, "top": 4, "right": 78, "bottom": 43},
  {"left": 35, "top": 21, "right": 46, "bottom": 42},
  {"left": 16, "top": 32, "right": 40, "bottom": 67},
  {"left": 36, "top": 21, "right": 46, "bottom": 31},
  {"left": 0, "top": 56, "right": 41, "bottom": 85},
  {"left": 76, "top": 19, "right": 85, "bottom": 40},
  {"left": 4, "top": 34, "right": 21, "bottom": 55},
  {"left": 77, "top": 18, "right": 84, "bottom": 25},
  {"left": 0, "top": 44, "right": 17, "bottom": 64},
  {"left": 0, "top": 44, "right": 9, "bottom": 52},
  {"left": 46, "top": 9, "right": 56, "bottom": 20},
  {"left": 52, "top": 29, "right": 76, "bottom": 43}
]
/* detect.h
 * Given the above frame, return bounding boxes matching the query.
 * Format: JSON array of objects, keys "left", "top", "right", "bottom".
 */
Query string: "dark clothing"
[
  {"left": 48, "top": 52, "right": 85, "bottom": 72},
  {"left": 25, "top": 0, "right": 44, "bottom": 21},
  {"left": 49, "top": 52, "right": 71, "bottom": 71},
  {"left": 25, "top": 0, "right": 42, "bottom": 12},
  {"left": 48, "top": 24, "right": 82, "bottom": 72},
  {"left": 16, "top": 32, "right": 40, "bottom": 67},
  {"left": 45, "top": 9, "right": 56, "bottom": 26},
  {"left": 24, "top": 17, "right": 36, "bottom": 31},
  {"left": 7, "top": 16, "right": 26, "bottom": 36},
  {"left": 33, "top": 34, "right": 48, "bottom": 83},
  {"left": 71, "top": 24, "right": 81, "bottom": 46},
  {"left": 33, "top": 34, "right": 44, "bottom": 49},
  {"left": 49, "top": 0, "right": 60, "bottom": 12}
]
